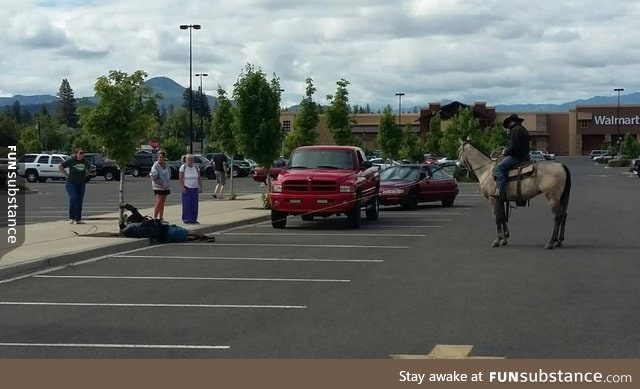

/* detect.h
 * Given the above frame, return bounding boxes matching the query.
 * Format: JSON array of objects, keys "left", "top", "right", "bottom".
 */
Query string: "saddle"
[{"left": 493, "top": 158, "right": 537, "bottom": 206}]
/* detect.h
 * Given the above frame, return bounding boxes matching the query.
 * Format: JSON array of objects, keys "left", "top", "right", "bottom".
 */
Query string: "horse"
[{"left": 457, "top": 140, "right": 571, "bottom": 249}]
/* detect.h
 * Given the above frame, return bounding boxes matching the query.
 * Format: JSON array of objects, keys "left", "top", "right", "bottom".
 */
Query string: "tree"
[
  {"left": 209, "top": 87, "right": 237, "bottom": 154},
  {"left": 440, "top": 107, "right": 485, "bottom": 159},
  {"left": 161, "top": 107, "right": 189, "bottom": 141},
  {"left": 232, "top": 63, "right": 282, "bottom": 171},
  {"left": 54, "top": 79, "right": 79, "bottom": 128},
  {"left": 620, "top": 133, "right": 640, "bottom": 157},
  {"left": 425, "top": 112, "right": 443, "bottom": 155},
  {"left": 325, "top": 78, "right": 356, "bottom": 145},
  {"left": 376, "top": 105, "right": 403, "bottom": 159},
  {"left": 18, "top": 127, "right": 40, "bottom": 154},
  {"left": 79, "top": 70, "right": 158, "bottom": 225},
  {"left": 283, "top": 77, "right": 320, "bottom": 155},
  {"left": 399, "top": 124, "right": 423, "bottom": 162}
]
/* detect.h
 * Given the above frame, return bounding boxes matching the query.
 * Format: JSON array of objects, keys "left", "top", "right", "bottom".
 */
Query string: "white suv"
[{"left": 18, "top": 153, "right": 98, "bottom": 183}]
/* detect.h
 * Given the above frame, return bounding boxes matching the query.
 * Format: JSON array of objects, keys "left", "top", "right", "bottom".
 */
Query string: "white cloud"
[{"left": 1, "top": 0, "right": 639, "bottom": 107}]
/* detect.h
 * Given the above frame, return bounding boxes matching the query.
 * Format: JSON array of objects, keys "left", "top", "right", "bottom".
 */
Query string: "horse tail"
[{"left": 560, "top": 164, "right": 571, "bottom": 211}]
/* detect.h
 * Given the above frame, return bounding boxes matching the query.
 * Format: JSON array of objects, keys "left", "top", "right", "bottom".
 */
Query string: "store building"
[{"left": 280, "top": 102, "right": 640, "bottom": 157}]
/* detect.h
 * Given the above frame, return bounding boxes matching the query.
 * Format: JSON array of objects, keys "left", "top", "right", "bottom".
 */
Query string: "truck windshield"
[{"left": 289, "top": 150, "right": 355, "bottom": 170}]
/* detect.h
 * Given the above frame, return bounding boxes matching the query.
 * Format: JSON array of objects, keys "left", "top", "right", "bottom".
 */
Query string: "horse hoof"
[
  {"left": 500, "top": 240, "right": 508, "bottom": 246},
  {"left": 544, "top": 243, "right": 554, "bottom": 249},
  {"left": 554, "top": 241, "right": 562, "bottom": 248},
  {"left": 491, "top": 240, "right": 500, "bottom": 247}
]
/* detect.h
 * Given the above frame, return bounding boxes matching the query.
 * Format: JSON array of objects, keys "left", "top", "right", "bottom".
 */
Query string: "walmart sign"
[{"left": 593, "top": 115, "right": 640, "bottom": 125}]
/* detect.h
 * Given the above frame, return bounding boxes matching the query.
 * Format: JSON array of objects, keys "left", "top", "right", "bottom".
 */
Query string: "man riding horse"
[{"left": 492, "top": 114, "right": 531, "bottom": 201}]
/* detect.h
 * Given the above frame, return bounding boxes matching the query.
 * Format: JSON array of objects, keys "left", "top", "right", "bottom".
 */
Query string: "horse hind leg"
[
  {"left": 500, "top": 221, "right": 509, "bottom": 246},
  {"left": 554, "top": 212, "right": 568, "bottom": 247},
  {"left": 545, "top": 211, "right": 562, "bottom": 249},
  {"left": 492, "top": 222, "right": 503, "bottom": 247}
]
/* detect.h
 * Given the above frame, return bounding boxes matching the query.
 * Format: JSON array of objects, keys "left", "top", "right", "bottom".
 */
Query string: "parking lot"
[{"left": 2, "top": 157, "right": 640, "bottom": 358}]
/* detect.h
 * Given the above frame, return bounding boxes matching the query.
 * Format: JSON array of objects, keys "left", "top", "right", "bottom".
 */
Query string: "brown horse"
[{"left": 458, "top": 141, "right": 571, "bottom": 249}]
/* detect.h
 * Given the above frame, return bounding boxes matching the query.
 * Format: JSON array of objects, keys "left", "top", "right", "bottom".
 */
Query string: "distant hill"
[
  {"left": 0, "top": 76, "right": 217, "bottom": 111},
  {"left": 2, "top": 79, "right": 638, "bottom": 113}
]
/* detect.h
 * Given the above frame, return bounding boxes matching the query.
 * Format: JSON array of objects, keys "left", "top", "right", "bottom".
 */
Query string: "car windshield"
[
  {"left": 380, "top": 166, "right": 420, "bottom": 181},
  {"left": 288, "top": 150, "right": 355, "bottom": 169}
]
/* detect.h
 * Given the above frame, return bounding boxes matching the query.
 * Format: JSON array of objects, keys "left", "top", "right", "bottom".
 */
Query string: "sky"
[{"left": 1, "top": 0, "right": 639, "bottom": 110}]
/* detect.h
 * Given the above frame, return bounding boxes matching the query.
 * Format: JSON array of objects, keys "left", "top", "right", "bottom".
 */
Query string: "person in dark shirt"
[
  {"left": 493, "top": 114, "right": 531, "bottom": 200},
  {"left": 59, "top": 148, "right": 90, "bottom": 224},
  {"left": 212, "top": 153, "right": 228, "bottom": 199}
]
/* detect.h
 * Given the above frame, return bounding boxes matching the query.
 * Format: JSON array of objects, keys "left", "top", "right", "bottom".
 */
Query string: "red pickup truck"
[{"left": 269, "top": 145, "right": 380, "bottom": 228}]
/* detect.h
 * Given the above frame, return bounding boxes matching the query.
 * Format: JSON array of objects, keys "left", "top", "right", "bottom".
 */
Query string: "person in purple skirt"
[{"left": 179, "top": 154, "right": 202, "bottom": 224}]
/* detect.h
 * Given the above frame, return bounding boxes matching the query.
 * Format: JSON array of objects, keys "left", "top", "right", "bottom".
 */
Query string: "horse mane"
[{"left": 463, "top": 141, "right": 493, "bottom": 160}]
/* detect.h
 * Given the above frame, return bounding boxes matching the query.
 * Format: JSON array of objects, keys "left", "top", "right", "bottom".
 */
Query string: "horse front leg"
[
  {"left": 491, "top": 200, "right": 506, "bottom": 247},
  {"left": 500, "top": 221, "right": 510, "bottom": 246},
  {"left": 555, "top": 212, "right": 568, "bottom": 247}
]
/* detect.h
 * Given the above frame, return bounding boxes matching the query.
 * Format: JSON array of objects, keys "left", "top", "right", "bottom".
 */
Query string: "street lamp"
[
  {"left": 395, "top": 92, "right": 405, "bottom": 127},
  {"left": 180, "top": 24, "right": 201, "bottom": 154},
  {"left": 279, "top": 88, "right": 285, "bottom": 157},
  {"left": 195, "top": 72, "right": 208, "bottom": 152},
  {"left": 614, "top": 87, "right": 624, "bottom": 153}
]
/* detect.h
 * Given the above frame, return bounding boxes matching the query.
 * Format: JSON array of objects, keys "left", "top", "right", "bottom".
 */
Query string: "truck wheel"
[
  {"left": 365, "top": 195, "right": 379, "bottom": 221},
  {"left": 104, "top": 170, "right": 116, "bottom": 181},
  {"left": 232, "top": 167, "right": 239, "bottom": 178},
  {"left": 301, "top": 214, "right": 314, "bottom": 221},
  {"left": 347, "top": 198, "right": 362, "bottom": 228},
  {"left": 271, "top": 210, "right": 287, "bottom": 229},
  {"left": 205, "top": 169, "right": 215, "bottom": 180},
  {"left": 25, "top": 170, "right": 39, "bottom": 183},
  {"left": 131, "top": 168, "right": 141, "bottom": 177}
]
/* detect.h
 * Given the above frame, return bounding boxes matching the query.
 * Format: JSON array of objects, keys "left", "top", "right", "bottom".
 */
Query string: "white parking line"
[
  {"left": 113, "top": 255, "right": 384, "bottom": 263},
  {"left": 34, "top": 275, "right": 350, "bottom": 283},
  {"left": 0, "top": 343, "right": 229, "bottom": 350},
  {"left": 221, "top": 232, "right": 427, "bottom": 237},
  {"left": 362, "top": 225, "right": 442, "bottom": 228},
  {"left": 0, "top": 302, "right": 306, "bottom": 309},
  {"left": 180, "top": 243, "right": 409, "bottom": 249}
]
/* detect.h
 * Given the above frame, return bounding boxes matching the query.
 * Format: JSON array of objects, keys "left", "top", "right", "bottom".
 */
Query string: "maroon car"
[{"left": 379, "top": 164, "right": 458, "bottom": 209}]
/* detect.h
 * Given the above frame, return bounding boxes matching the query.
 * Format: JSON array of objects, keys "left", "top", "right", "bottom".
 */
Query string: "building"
[{"left": 280, "top": 102, "right": 640, "bottom": 157}]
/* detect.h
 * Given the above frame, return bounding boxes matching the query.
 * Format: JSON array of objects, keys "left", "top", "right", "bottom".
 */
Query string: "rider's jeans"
[{"left": 495, "top": 156, "right": 521, "bottom": 194}]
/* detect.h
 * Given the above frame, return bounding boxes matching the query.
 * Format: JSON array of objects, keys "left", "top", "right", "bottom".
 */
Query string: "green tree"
[
  {"left": 161, "top": 137, "right": 188, "bottom": 160},
  {"left": 232, "top": 63, "right": 282, "bottom": 171},
  {"left": 620, "top": 133, "right": 640, "bottom": 157},
  {"left": 484, "top": 121, "right": 509, "bottom": 153},
  {"left": 18, "top": 127, "right": 41, "bottom": 154},
  {"left": 79, "top": 70, "right": 158, "bottom": 224},
  {"left": 425, "top": 112, "right": 443, "bottom": 155},
  {"left": 283, "top": 77, "right": 320, "bottom": 155},
  {"left": 399, "top": 124, "right": 423, "bottom": 162},
  {"left": 440, "top": 107, "right": 485, "bottom": 159},
  {"left": 325, "top": 78, "right": 356, "bottom": 145},
  {"left": 161, "top": 107, "right": 189, "bottom": 141},
  {"left": 72, "top": 131, "right": 102, "bottom": 153},
  {"left": 209, "top": 87, "right": 236, "bottom": 154},
  {"left": 54, "top": 79, "right": 79, "bottom": 128},
  {"left": 376, "top": 105, "right": 403, "bottom": 159}
]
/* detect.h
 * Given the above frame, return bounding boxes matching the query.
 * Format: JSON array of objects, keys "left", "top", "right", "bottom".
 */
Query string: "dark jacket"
[{"left": 504, "top": 124, "right": 531, "bottom": 160}]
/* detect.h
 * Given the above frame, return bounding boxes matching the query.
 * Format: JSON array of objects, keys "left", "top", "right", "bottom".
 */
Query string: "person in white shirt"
[{"left": 179, "top": 154, "right": 202, "bottom": 224}]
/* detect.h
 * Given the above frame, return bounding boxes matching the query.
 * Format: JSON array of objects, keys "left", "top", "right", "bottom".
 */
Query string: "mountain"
[
  {"left": 494, "top": 92, "right": 640, "bottom": 112},
  {"left": 0, "top": 76, "right": 217, "bottom": 110},
  {"left": 0, "top": 94, "right": 57, "bottom": 107}
]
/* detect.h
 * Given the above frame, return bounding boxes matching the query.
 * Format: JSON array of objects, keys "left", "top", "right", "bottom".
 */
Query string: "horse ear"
[{"left": 458, "top": 138, "right": 464, "bottom": 145}]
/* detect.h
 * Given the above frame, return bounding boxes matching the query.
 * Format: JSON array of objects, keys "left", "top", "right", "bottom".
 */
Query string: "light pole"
[
  {"left": 614, "top": 87, "right": 624, "bottom": 153},
  {"left": 279, "top": 88, "right": 285, "bottom": 157},
  {"left": 395, "top": 92, "right": 405, "bottom": 128},
  {"left": 195, "top": 72, "right": 208, "bottom": 152},
  {"left": 180, "top": 24, "right": 201, "bottom": 154}
]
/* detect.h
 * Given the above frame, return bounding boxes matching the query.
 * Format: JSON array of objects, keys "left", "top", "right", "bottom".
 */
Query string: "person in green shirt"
[{"left": 59, "top": 148, "right": 90, "bottom": 224}]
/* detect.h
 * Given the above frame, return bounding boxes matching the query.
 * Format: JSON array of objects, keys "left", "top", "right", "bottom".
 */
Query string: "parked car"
[
  {"left": 18, "top": 153, "right": 96, "bottom": 182},
  {"left": 530, "top": 151, "right": 546, "bottom": 162},
  {"left": 379, "top": 164, "right": 458, "bottom": 209},
  {"left": 83, "top": 152, "right": 120, "bottom": 181},
  {"left": 589, "top": 149, "right": 608, "bottom": 159},
  {"left": 125, "top": 150, "right": 155, "bottom": 177},
  {"left": 203, "top": 153, "right": 252, "bottom": 177}
]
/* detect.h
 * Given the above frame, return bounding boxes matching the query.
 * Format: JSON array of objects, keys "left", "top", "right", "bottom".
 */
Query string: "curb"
[{"left": 0, "top": 214, "right": 270, "bottom": 282}]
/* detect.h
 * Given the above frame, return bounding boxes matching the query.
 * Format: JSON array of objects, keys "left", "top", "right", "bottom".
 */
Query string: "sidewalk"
[{"left": 0, "top": 194, "right": 270, "bottom": 280}]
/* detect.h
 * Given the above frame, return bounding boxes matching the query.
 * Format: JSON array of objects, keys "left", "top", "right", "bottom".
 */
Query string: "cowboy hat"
[{"left": 503, "top": 114, "right": 525, "bottom": 128}]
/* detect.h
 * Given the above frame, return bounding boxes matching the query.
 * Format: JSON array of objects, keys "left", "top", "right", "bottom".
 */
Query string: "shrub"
[{"left": 608, "top": 158, "right": 632, "bottom": 167}]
